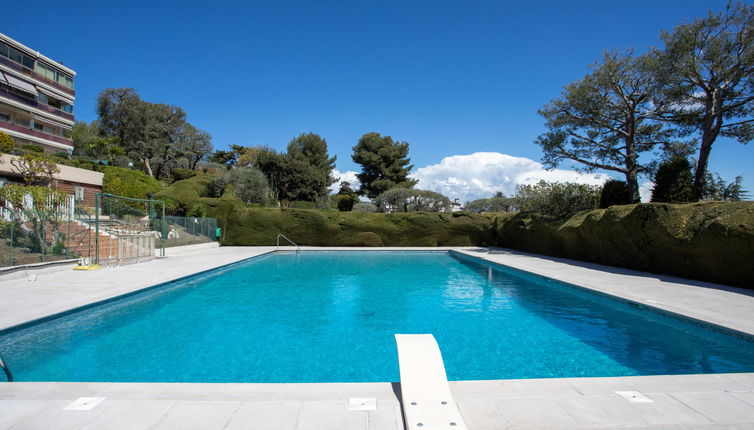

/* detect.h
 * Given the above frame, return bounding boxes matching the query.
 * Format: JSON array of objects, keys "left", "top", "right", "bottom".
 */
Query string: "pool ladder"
[
  {"left": 277, "top": 234, "right": 300, "bottom": 253},
  {"left": 0, "top": 355, "right": 12, "bottom": 382}
]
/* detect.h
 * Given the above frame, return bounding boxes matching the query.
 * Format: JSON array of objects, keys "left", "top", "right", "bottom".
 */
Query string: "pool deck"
[{"left": 1, "top": 245, "right": 753, "bottom": 429}]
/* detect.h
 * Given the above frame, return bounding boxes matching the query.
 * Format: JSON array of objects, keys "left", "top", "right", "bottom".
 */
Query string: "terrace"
[{"left": 0, "top": 245, "right": 752, "bottom": 429}]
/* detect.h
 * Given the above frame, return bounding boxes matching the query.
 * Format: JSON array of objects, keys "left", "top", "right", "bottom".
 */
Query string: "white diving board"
[{"left": 394, "top": 334, "right": 469, "bottom": 429}]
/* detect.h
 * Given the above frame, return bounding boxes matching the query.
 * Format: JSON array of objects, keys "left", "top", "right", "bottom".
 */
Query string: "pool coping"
[{"left": 1, "top": 246, "right": 753, "bottom": 428}]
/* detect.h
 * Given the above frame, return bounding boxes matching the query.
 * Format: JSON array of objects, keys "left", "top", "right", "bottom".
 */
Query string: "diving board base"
[{"left": 394, "top": 334, "right": 469, "bottom": 429}]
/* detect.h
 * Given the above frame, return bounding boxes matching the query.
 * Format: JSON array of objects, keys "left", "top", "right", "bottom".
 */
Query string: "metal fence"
[
  {"left": 0, "top": 194, "right": 82, "bottom": 267},
  {"left": 0, "top": 191, "right": 218, "bottom": 269},
  {"left": 163, "top": 216, "right": 218, "bottom": 248}
]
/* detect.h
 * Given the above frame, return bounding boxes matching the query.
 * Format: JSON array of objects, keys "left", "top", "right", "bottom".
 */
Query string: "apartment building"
[{"left": 0, "top": 33, "right": 75, "bottom": 154}]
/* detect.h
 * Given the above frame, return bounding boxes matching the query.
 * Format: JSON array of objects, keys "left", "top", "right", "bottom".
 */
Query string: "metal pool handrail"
[
  {"left": 276, "top": 234, "right": 300, "bottom": 252},
  {"left": 0, "top": 355, "right": 12, "bottom": 382}
]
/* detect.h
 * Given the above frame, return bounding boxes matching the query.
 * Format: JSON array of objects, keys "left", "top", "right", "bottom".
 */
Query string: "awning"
[
  {"left": 37, "top": 86, "right": 74, "bottom": 105},
  {"left": 2, "top": 72, "right": 37, "bottom": 95}
]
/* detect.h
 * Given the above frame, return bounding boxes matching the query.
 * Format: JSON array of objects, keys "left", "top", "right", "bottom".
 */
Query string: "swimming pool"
[{"left": 1, "top": 251, "right": 753, "bottom": 382}]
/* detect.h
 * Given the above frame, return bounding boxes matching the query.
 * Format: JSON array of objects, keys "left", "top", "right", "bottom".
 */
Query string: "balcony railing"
[
  {"left": 0, "top": 87, "right": 74, "bottom": 121},
  {"left": 0, "top": 56, "right": 75, "bottom": 97},
  {"left": 0, "top": 119, "right": 73, "bottom": 147}
]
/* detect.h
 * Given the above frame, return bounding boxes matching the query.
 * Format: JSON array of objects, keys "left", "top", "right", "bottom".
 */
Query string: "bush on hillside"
[
  {"left": 172, "top": 168, "right": 198, "bottom": 182},
  {"left": 353, "top": 202, "right": 378, "bottom": 213},
  {"left": 334, "top": 194, "right": 357, "bottom": 211},
  {"left": 289, "top": 200, "right": 316, "bottom": 209},
  {"left": 218, "top": 167, "right": 272, "bottom": 205},
  {"left": 374, "top": 188, "right": 451, "bottom": 213},
  {"left": 465, "top": 196, "right": 518, "bottom": 213},
  {"left": 100, "top": 166, "right": 163, "bottom": 200},
  {"left": 0, "top": 131, "right": 14, "bottom": 153},
  {"left": 599, "top": 180, "right": 631, "bottom": 208},
  {"left": 515, "top": 181, "right": 601, "bottom": 218}
]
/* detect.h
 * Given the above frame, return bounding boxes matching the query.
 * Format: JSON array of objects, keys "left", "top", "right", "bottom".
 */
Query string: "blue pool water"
[{"left": 1, "top": 251, "right": 754, "bottom": 382}]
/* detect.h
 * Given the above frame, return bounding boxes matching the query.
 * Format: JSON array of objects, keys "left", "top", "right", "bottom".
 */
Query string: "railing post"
[{"left": 95, "top": 193, "right": 100, "bottom": 265}]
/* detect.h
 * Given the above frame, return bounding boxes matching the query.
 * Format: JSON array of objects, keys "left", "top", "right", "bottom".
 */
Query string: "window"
[
  {"left": 74, "top": 186, "right": 85, "bottom": 201},
  {"left": 0, "top": 112, "right": 9, "bottom": 121},
  {"left": 5, "top": 45, "right": 35, "bottom": 70},
  {"left": 34, "top": 61, "right": 74, "bottom": 89}
]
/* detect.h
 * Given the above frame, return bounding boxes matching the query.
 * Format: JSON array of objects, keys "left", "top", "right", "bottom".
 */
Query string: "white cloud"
[
  {"left": 410, "top": 152, "right": 610, "bottom": 202},
  {"left": 639, "top": 181, "right": 654, "bottom": 203},
  {"left": 330, "top": 169, "right": 360, "bottom": 193}
]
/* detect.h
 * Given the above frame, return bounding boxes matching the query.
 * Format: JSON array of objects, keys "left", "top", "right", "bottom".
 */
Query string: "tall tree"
[
  {"left": 287, "top": 133, "right": 337, "bottom": 187},
  {"left": 654, "top": 2, "right": 754, "bottom": 200},
  {"left": 650, "top": 157, "right": 694, "bottom": 203},
  {"left": 351, "top": 132, "right": 418, "bottom": 198},
  {"left": 137, "top": 103, "right": 186, "bottom": 178},
  {"left": 176, "top": 124, "right": 213, "bottom": 170},
  {"left": 254, "top": 148, "right": 327, "bottom": 203},
  {"left": 96, "top": 88, "right": 145, "bottom": 151},
  {"left": 536, "top": 51, "right": 672, "bottom": 203}
]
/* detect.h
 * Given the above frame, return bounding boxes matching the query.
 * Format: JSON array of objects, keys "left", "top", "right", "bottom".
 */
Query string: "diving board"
[{"left": 394, "top": 334, "right": 468, "bottom": 429}]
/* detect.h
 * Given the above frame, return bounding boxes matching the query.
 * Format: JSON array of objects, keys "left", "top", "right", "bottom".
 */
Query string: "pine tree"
[{"left": 351, "top": 132, "right": 418, "bottom": 198}]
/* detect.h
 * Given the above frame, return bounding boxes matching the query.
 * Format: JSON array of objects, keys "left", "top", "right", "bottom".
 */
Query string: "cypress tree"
[{"left": 651, "top": 158, "right": 694, "bottom": 203}]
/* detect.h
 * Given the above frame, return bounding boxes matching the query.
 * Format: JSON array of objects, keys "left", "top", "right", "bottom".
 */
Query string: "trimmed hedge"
[
  {"left": 494, "top": 201, "right": 754, "bottom": 288},
  {"left": 100, "top": 166, "right": 163, "bottom": 200},
  {"left": 218, "top": 208, "right": 497, "bottom": 247}
]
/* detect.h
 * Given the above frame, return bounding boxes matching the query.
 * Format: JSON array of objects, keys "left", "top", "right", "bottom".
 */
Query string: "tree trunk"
[
  {"left": 624, "top": 116, "right": 641, "bottom": 204},
  {"left": 693, "top": 90, "right": 723, "bottom": 201},
  {"left": 693, "top": 136, "right": 714, "bottom": 200},
  {"left": 144, "top": 157, "right": 154, "bottom": 177}
]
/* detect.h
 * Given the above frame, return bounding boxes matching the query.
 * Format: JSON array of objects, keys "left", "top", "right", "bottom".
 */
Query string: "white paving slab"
[{"left": 1, "top": 246, "right": 753, "bottom": 429}]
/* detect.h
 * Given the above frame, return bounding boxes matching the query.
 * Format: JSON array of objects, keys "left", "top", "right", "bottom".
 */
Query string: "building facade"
[{"left": 0, "top": 33, "right": 75, "bottom": 154}]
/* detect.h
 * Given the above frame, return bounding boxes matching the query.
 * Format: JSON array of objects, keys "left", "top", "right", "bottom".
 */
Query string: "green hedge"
[
  {"left": 494, "top": 201, "right": 754, "bottom": 288},
  {"left": 100, "top": 166, "right": 163, "bottom": 200},
  {"left": 218, "top": 208, "right": 497, "bottom": 247}
]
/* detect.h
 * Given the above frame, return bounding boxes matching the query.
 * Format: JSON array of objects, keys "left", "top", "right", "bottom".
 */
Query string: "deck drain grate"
[
  {"left": 349, "top": 398, "right": 377, "bottom": 411},
  {"left": 615, "top": 391, "right": 654, "bottom": 403},
  {"left": 63, "top": 397, "right": 107, "bottom": 411}
]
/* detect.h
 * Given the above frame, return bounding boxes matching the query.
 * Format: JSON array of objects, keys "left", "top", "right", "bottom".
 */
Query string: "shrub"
[
  {"left": 374, "top": 188, "right": 451, "bottom": 213},
  {"left": 172, "top": 168, "right": 198, "bottom": 182},
  {"left": 353, "top": 202, "right": 378, "bottom": 213},
  {"left": 57, "top": 158, "right": 98, "bottom": 171},
  {"left": 0, "top": 131, "right": 14, "bottom": 153},
  {"left": 599, "top": 180, "right": 631, "bottom": 208},
  {"left": 515, "top": 181, "right": 601, "bottom": 218},
  {"left": 188, "top": 201, "right": 207, "bottom": 217},
  {"left": 20, "top": 144, "right": 43, "bottom": 154},
  {"left": 465, "top": 196, "right": 517, "bottom": 213},
  {"left": 651, "top": 158, "right": 694, "bottom": 203},
  {"left": 222, "top": 167, "right": 272, "bottom": 205},
  {"left": 100, "top": 166, "right": 163, "bottom": 200},
  {"left": 334, "top": 194, "right": 356, "bottom": 211},
  {"left": 289, "top": 200, "right": 316, "bottom": 209},
  {"left": 153, "top": 174, "right": 219, "bottom": 215}
]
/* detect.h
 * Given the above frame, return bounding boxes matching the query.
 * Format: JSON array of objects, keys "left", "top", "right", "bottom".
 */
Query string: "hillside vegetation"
[{"left": 157, "top": 176, "right": 754, "bottom": 287}]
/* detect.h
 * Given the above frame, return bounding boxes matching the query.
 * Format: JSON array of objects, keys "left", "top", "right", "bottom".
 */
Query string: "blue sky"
[{"left": 4, "top": 0, "right": 751, "bottom": 200}]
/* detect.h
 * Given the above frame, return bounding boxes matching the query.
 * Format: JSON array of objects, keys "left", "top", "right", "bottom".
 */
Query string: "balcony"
[
  {"left": 0, "top": 119, "right": 73, "bottom": 147},
  {"left": 0, "top": 87, "right": 74, "bottom": 122},
  {"left": 0, "top": 56, "right": 75, "bottom": 97}
]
